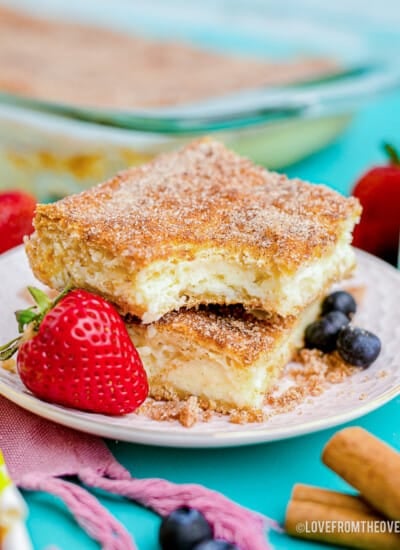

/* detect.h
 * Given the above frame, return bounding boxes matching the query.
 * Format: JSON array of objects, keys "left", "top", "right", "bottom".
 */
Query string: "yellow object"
[
  {"left": 0, "top": 450, "right": 32, "bottom": 550},
  {"left": 0, "top": 452, "right": 11, "bottom": 493}
]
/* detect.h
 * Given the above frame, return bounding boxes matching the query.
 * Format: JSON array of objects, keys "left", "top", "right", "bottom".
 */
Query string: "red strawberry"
[
  {"left": 0, "top": 190, "right": 36, "bottom": 254},
  {"left": 0, "top": 287, "right": 148, "bottom": 415},
  {"left": 352, "top": 143, "right": 400, "bottom": 266}
]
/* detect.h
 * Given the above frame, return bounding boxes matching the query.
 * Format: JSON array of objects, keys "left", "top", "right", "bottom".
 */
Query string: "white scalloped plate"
[{"left": 0, "top": 246, "right": 399, "bottom": 447}]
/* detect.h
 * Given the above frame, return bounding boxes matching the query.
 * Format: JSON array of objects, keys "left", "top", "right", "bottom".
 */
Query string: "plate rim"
[
  {"left": 0, "top": 245, "right": 399, "bottom": 448},
  {"left": 0, "top": 376, "right": 399, "bottom": 448}
]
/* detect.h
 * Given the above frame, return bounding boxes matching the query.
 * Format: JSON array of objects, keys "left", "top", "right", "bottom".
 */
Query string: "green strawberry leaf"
[
  {"left": 15, "top": 307, "right": 38, "bottom": 333},
  {"left": 27, "top": 286, "right": 52, "bottom": 312},
  {"left": 13, "top": 287, "right": 52, "bottom": 334},
  {"left": 0, "top": 286, "right": 73, "bottom": 359}
]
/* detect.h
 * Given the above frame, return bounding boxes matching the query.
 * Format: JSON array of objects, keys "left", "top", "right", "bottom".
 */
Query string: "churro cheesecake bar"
[
  {"left": 126, "top": 301, "right": 321, "bottom": 412},
  {"left": 26, "top": 139, "right": 361, "bottom": 323},
  {"left": 0, "top": 6, "right": 336, "bottom": 110}
]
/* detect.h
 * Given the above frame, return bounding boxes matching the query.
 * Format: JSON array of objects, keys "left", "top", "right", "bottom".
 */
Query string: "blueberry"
[
  {"left": 321, "top": 291, "right": 357, "bottom": 318},
  {"left": 193, "top": 540, "right": 239, "bottom": 550},
  {"left": 305, "top": 311, "right": 349, "bottom": 353},
  {"left": 337, "top": 326, "right": 381, "bottom": 368},
  {"left": 159, "top": 507, "right": 213, "bottom": 550}
]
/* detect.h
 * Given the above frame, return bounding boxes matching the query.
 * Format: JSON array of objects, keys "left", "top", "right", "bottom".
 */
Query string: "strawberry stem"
[
  {"left": 383, "top": 142, "right": 400, "bottom": 166},
  {"left": 51, "top": 285, "right": 72, "bottom": 308},
  {"left": 0, "top": 336, "right": 22, "bottom": 361}
]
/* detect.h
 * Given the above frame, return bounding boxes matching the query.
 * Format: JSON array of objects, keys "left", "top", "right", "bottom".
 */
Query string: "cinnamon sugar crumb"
[
  {"left": 265, "top": 386, "right": 307, "bottom": 413},
  {"left": 179, "top": 396, "right": 201, "bottom": 428},
  {"left": 136, "top": 396, "right": 214, "bottom": 427},
  {"left": 1, "top": 358, "right": 16, "bottom": 373},
  {"left": 294, "top": 349, "right": 357, "bottom": 382},
  {"left": 202, "top": 410, "right": 214, "bottom": 422},
  {"left": 229, "top": 409, "right": 267, "bottom": 424},
  {"left": 264, "top": 349, "right": 357, "bottom": 415}
]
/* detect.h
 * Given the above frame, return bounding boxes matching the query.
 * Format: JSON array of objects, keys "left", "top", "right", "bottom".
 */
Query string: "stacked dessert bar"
[{"left": 25, "top": 140, "right": 361, "bottom": 413}]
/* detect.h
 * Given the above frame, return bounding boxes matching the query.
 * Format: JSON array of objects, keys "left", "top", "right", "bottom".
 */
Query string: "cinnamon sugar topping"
[
  {"left": 155, "top": 305, "right": 296, "bottom": 365},
  {"left": 34, "top": 139, "right": 361, "bottom": 271}
]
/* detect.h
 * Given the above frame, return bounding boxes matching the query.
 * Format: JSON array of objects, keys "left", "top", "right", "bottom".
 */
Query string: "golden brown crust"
[
  {"left": 127, "top": 304, "right": 296, "bottom": 365},
  {"left": 0, "top": 7, "right": 336, "bottom": 109},
  {"left": 29, "top": 139, "right": 361, "bottom": 274}
]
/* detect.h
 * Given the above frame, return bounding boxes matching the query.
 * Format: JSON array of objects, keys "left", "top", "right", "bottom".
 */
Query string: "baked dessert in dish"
[
  {"left": 126, "top": 300, "right": 321, "bottom": 412},
  {"left": 25, "top": 139, "right": 361, "bottom": 323},
  {"left": 0, "top": 6, "right": 336, "bottom": 110}
]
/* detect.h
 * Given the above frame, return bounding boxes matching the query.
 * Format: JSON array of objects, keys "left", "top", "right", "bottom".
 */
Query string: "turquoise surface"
[{"left": 25, "top": 90, "right": 400, "bottom": 550}]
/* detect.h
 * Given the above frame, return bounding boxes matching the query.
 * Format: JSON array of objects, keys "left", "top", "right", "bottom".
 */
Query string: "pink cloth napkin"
[{"left": 0, "top": 395, "right": 277, "bottom": 549}]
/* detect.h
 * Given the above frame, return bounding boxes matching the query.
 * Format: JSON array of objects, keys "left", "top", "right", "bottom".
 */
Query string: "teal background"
[{"left": 23, "top": 89, "right": 400, "bottom": 549}]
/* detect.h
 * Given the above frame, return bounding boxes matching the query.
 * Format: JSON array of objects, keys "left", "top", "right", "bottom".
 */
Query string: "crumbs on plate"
[
  {"left": 264, "top": 349, "right": 358, "bottom": 416},
  {"left": 135, "top": 347, "right": 363, "bottom": 428},
  {"left": 136, "top": 396, "right": 213, "bottom": 428}
]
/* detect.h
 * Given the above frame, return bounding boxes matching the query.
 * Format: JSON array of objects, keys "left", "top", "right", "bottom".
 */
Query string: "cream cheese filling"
[
  {"left": 135, "top": 239, "right": 355, "bottom": 323},
  {"left": 128, "top": 300, "right": 320, "bottom": 410}
]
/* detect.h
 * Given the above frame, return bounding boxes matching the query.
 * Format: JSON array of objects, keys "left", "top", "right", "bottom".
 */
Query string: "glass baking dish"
[{"left": 0, "top": 0, "right": 399, "bottom": 200}]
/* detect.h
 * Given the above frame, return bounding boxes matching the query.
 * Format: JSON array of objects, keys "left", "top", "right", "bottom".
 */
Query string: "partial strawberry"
[
  {"left": 352, "top": 143, "right": 400, "bottom": 266},
  {"left": 0, "top": 190, "right": 36, "bottom": 254},
  {"left": 0, "top": 287, "right": 148, "bottom": 415}
]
